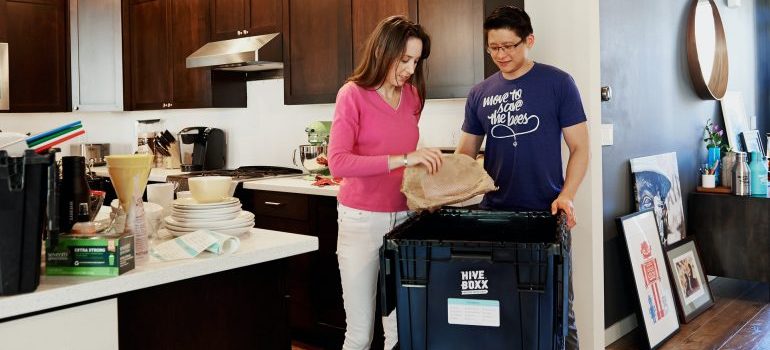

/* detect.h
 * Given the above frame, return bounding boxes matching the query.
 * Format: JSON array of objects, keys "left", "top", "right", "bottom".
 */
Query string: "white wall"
[
  {"left": 528, "top": 1, "right": 604, "bottom": 349},
  {"left": 0, "top": 78, "right": 466, "bottom": 168}
]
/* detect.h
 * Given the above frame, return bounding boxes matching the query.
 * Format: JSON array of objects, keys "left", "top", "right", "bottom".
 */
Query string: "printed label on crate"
[
  {"left": 447, "top": 298, "right": 500, "bottom": 327},
  {"left": 460, "top": 269, "right": 489, "bottom": 295}
]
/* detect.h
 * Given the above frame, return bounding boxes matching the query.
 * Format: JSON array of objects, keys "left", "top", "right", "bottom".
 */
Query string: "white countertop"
[
  {"left": 0, "top": 229, "right": 317, "bottom": 320},
  {"left": 91, "top": 166, "right": 187, "bottom": 182},
  {"left": 243, "top": 175, "right": 483, "bottom": 207},
  {"left": 244, "top": 175, "right": 340, "bottom": 196}
]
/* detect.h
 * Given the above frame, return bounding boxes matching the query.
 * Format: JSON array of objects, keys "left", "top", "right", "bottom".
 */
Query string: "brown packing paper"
[{"left": 401, "top": 154, "right": 497, "bottom": 212}]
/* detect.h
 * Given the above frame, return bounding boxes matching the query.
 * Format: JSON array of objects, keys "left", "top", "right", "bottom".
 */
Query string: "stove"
[{"left": 166, "top": 166, "right": 303, "bottom": 191}]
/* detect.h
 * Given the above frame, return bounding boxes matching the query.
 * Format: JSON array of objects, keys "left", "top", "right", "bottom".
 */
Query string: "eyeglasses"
[{"left": 486, "top": 38, "right": 526, "bottom": 55}]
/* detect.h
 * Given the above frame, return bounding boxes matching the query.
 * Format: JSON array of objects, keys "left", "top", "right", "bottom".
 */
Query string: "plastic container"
[
  {"left": 380, "top": 209, "right": 569, "bottom": 350},
  {"left": 0, "top": 150, "right": 56, "bottom": 295}
]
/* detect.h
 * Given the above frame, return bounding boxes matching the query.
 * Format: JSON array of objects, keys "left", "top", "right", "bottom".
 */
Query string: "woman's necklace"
[{"left": 377, "top": 86, "right": 401, "bottom": 109}]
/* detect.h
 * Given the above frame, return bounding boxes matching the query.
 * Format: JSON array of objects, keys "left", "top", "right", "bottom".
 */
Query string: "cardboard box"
[{"left": 46, "top": 234, "right": 135, "bottom": 276}]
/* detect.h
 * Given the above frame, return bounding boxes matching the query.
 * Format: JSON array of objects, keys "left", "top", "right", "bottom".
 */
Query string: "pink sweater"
[{"left": 328, "top": 82, "right": 421, "bottom": 212}]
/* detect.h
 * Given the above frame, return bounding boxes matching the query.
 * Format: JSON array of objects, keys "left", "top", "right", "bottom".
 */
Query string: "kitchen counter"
[
  {"left": 0, "top": 229, "right": 317, "bottom": 320},
  {"left": 90, "top": 166, "right": 187, "bottom": 182},
  {"left": 243, "top": 175, "right": 483, "bottom": 207}
]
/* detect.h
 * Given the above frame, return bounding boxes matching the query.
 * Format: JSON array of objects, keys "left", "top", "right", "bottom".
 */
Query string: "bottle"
[
  {"left": 70, "top": 203, "right": 96, "bottom": 235},
  {"left": 732, "top": 152, "right": 750, "bottom": 196},
  {"left": 59, "top": 156, "right": 91, "bottom": 233},
  {"left": 748, "top": 151, "right": 767, "bottom": 197}
]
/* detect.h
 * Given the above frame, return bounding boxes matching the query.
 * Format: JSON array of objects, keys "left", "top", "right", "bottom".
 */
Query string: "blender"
[{"left": 293, "top": 121, "right": 331, "bottom": 179}]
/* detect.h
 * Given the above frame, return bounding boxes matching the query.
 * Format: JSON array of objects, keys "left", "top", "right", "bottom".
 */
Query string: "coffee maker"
[{"left": 177, "top": 127, "right": 226, "bottom": 172}]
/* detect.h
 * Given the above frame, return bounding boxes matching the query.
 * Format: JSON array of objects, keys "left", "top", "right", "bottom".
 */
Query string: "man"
[{"left": 455, "top": 6, "right": 589, "bottom": 350}]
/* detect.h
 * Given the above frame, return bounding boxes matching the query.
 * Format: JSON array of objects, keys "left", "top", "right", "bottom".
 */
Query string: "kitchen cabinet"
[
  {"left": 70, "top": 0, "right": 123, "bottom": 111},
  {"left": 0, "top": 0, "right": 7, "bottom": 42},
  {"left": 282, "top": 0, "right": 352, "bottom": 105},
  {"left": 351, "top": 0, "right": 416, "bottom": 66},
  {"left": 419, "top": 0, "right": 523, "bottom": 99},
  {"left": 210, "top": 0, "right": 282, "bottom": 41},
  {"left": 283, "top": 0, "right": 414, "bottom": 105},
  {"left": 243, "top": 189, "right": 346, "bottom": 348},
  {"left": 122, "top": 0, "right": 246, "bottom": 110},
  {"left": 0, "top": 299, "right": 119, "bottom": 350},
  {"left": 283, "top": 0, "right": 518, "bottom": 104},
  {"left": 6, "top": 0, "right": 69, "bottom": 112}
]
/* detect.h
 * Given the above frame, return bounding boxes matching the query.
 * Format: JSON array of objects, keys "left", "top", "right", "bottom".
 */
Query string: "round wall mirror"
[{"left": 686, "top": 0, "right": 728, "bottom": 100}]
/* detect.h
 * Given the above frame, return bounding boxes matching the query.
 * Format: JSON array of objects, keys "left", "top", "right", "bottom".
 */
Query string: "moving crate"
[
  {"left": 0, "top": 150, "right": 56, "bottom": 295},
  {"left": 380, "top": 209, "right": 569, "bottom": 350}
]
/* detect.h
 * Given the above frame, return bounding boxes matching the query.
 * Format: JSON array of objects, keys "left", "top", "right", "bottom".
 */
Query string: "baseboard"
[{"left": 604, "top": 313, "right": 638, "bottom": 347}]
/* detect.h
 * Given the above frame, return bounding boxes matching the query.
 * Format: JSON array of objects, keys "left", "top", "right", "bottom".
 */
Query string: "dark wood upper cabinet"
[
  {"left": 6, "top": 0, "right": 69, "bottom": 112},
  {"left": 0, "top": 0, "right": 7, "bottom": 42},
  {"left": 123, "top": 0, "right": 245, "bottom": 110},
  {"left": 211, "top": 0, "right": 282, "bottom": 41},
  {"left": 283, "top": 0, "right": 414, "bottom": 105},
  {"left": 282, "top": 0, "right": 352, "bottom": 105},
  {"left": 351, "top": 0, "right": 416, "bottom": 67}
]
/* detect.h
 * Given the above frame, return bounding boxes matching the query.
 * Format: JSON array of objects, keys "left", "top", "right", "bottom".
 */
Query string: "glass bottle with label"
[{"left": 749, "top": 151, "right": 767, "bottom": 197}]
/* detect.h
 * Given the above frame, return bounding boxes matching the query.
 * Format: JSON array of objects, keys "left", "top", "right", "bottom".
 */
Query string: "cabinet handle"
[
  {"left": 264, "top": 201, "right": 283, "bottom": 206},
  {"left": 237, "top": 30, "right": 243, "bottom": 35},
  {"left": 162, "top": 103, "right": 168, "bottom": 108},
  {"left": 243, "top": 29, "right": 249, "bottom": 35},
  {"left": 168, "top": 102, "right": 173, "bottom": 108}
]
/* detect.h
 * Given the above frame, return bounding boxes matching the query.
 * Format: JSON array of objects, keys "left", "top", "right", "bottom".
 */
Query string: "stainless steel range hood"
[{"left": 186, "top": 33, "right": 283, "bottom": 72}]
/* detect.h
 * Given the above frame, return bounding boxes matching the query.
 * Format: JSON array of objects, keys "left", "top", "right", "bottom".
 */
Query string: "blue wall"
[{"left": 600, "top": 0, "right": 765, "bottom": 327}]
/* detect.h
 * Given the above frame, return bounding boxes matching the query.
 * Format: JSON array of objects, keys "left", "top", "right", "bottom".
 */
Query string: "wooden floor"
[{"left": 608, "top": 278, "right": 770, "bottom": 350}]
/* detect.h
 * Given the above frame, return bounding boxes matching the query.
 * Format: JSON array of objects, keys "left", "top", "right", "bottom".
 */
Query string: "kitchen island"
[{"left": 0, "top": 229, "right": 318, "bottom": 349}]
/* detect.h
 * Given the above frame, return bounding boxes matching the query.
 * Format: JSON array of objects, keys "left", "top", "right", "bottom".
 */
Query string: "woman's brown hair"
[{"left": 348, "top": 16, "right": 431, "bottom": 111}]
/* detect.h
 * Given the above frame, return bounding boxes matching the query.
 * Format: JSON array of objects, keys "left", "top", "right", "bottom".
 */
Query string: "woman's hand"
[{"left": 406, "top": 148, "right": 443, "bottom": 174}]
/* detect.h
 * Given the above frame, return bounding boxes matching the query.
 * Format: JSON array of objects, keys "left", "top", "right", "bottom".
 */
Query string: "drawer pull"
[{"left": 264, "top": 201, "right": 284, "bottom": 206}]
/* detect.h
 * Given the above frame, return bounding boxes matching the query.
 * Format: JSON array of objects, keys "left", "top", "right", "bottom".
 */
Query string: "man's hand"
[{"left": 551, "top": 195, "right": 576, "bottom": 229}]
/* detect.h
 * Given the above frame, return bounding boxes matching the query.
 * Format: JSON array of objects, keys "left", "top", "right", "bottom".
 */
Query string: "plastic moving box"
[
  {"left": 380, "top": 209, "right": 570, "bottom": 350},
  {"left": 0, "top": 150, "right": 56, "bottom": 295}
]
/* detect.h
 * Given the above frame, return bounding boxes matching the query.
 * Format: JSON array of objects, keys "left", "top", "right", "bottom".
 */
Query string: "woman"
[{"left": 328, "top": 15, "right": 443, "bottom": 350}]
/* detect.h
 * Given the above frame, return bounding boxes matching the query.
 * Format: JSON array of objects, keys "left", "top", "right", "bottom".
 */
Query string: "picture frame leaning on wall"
[
  {"left": 617, "top": 209, "right": 680, "bottom": 349},
  {"left": 665, "top": 236, "right": 715, "bottom": 323}
]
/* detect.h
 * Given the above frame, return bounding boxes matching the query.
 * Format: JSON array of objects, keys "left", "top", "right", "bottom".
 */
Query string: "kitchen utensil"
[
  {"left": 105, "top": 154, "right": 153, "bottom": 263},
  {"left": 71, "top": 143, "right": 111, "bottom": 166},
  {"left": 187, "top": 176, "right": 233, "bottom": 203},
  {"left": 293, "top": 144, "right": 329, "bottom": 177},
  {"left": 88, "top": 190, "right": 106, "bottom": 221}
]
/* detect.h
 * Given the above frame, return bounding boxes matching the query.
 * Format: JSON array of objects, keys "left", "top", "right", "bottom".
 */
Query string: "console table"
[{"left": 688, "top": 192, "right": 770, "bottom": 284}]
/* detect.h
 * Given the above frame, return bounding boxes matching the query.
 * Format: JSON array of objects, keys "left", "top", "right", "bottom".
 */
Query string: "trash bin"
[
  {"left": 0, "top": 150, "right": 56, "bottom": 295},
  {"left": 380, "top": 209, "right": 569, "bottom": 350}
]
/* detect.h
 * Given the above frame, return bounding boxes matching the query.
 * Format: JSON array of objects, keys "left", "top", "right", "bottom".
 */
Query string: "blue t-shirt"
[{"left": 462, "top": 63, "right": 586, "bottom": 210}]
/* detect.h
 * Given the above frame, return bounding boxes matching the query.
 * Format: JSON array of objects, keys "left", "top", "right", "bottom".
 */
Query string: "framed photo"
[
  {"left": 740, "top": 130, "right": 765, "bottom": 157},
  {"left": 721, "top": 91, "right": 750, "bottom": 151},
  {"left": 665, "top": 236, "right": 714, "bottom": 323},
  {"left": 617, "top": 209, "right": 679, "bottom": 349},
  {"left": 630, "top": 152, "right": 686, "bottom": 247}
]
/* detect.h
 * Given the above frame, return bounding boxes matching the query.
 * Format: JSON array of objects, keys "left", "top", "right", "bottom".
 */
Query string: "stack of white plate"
[{"left": 163, "top": 197, "right": 255, "bottom": 237}]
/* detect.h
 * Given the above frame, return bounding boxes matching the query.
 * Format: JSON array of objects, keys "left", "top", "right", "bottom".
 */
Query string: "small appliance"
[
  {"left": 293, "top": 121, "right": 331, "bottom": 178},
  {"left": 70, "top": 143, "right": 110, "bottom": 166},
  {"left": 177, "top": 127, "right": 226, "bottom": 172}
]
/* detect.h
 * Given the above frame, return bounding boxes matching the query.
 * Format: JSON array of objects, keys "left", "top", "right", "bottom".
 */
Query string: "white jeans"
[{"left": 337, "top": 203, "right": 410, "bottom": 350}]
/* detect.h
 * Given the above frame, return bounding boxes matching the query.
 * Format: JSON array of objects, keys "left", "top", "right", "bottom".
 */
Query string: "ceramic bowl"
[{"left": 188, "top": 176, "right": 233, "bottom": 203}]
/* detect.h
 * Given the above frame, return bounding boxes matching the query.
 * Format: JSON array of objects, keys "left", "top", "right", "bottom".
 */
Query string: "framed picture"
[
  {"left": 665, "top": 236, "right": 714, "bottom": 323},
  {"left": 740, "top": 130, "right": 765, "bottom": 157},
  {"left": 630, "top": 152, "right": 686, "bottom": 246},
  {"left": 617, "top": 209, "right": 679, "bottom": 349},
  {"left": 721, "top": 91, "right": 751, "bottom": 151}
]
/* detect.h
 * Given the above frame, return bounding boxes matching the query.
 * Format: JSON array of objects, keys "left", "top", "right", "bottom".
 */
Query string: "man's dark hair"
[{"left": 483, "top": 6, "right": 533, "bottom": 41}]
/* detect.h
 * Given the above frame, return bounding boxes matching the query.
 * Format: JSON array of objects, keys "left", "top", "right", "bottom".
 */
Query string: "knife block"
[{"left": 165, "top": 143, "right": 182, "bottom": 169}]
